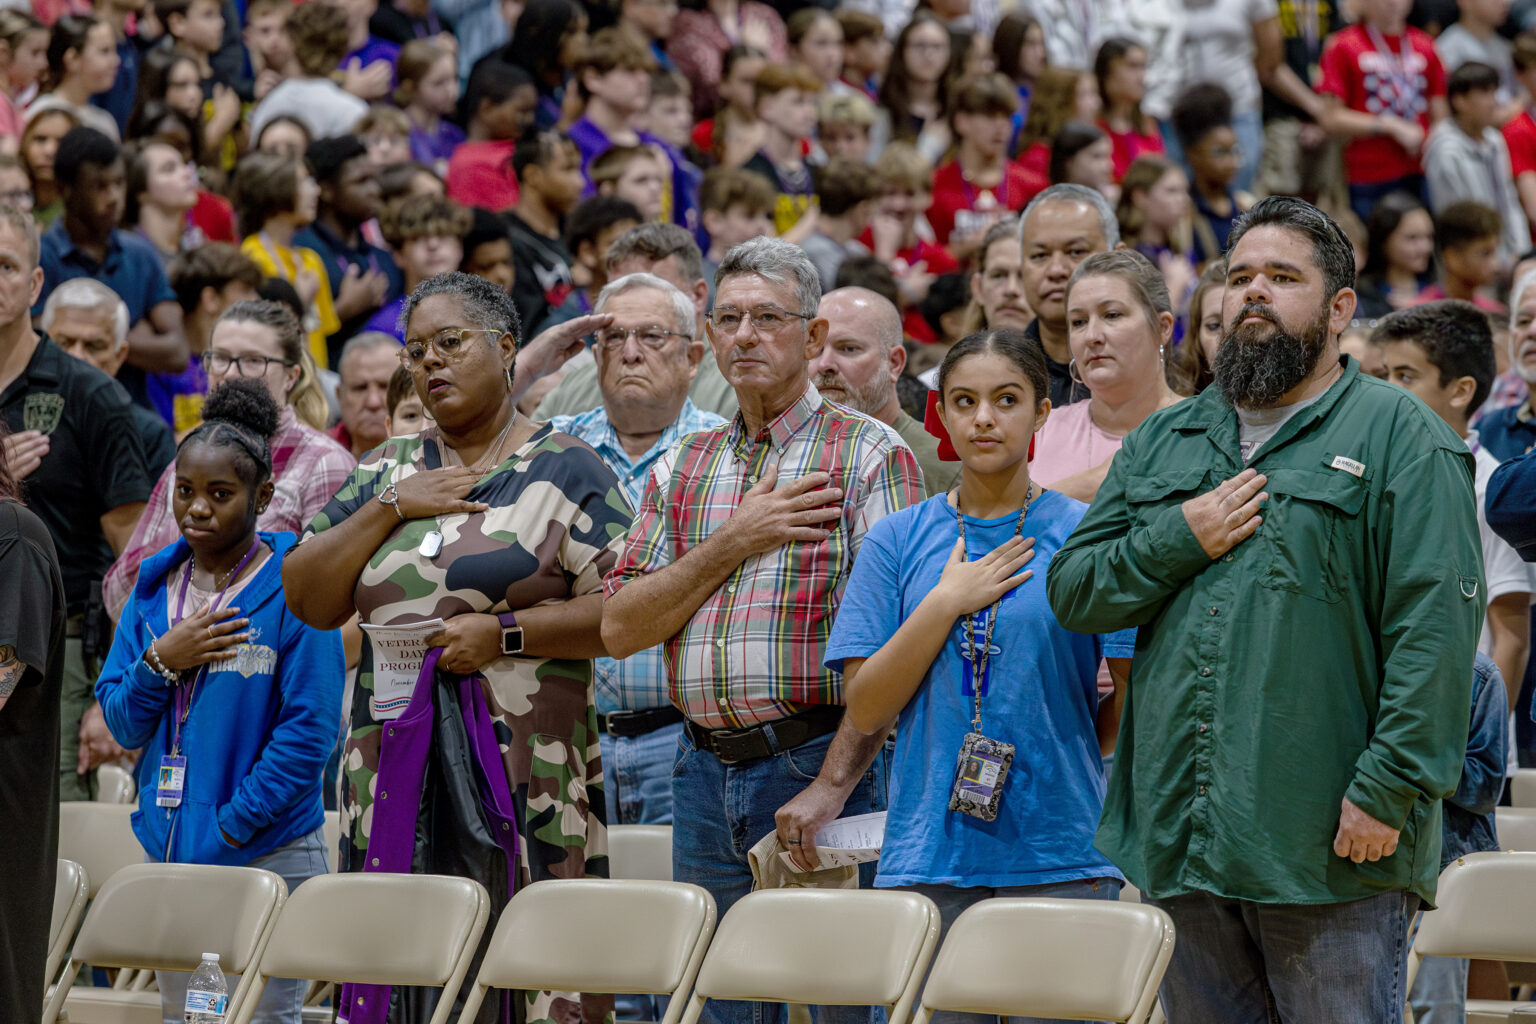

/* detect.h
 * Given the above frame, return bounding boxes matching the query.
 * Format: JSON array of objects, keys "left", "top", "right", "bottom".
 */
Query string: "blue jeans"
[
  {"left": 1407, "top": 912, "right": 1467, "bottom": 1024},
  {"left": 1145, "top": 889, "right": 1420, "bottom": 1024},
  {"left": 899, "top": 879, "right": 1122, "bottom": 1024},
  {"left": 601, "top": 720, "right": 684, "bottom": 826},
  {"left": 601, "top": 719, "right": 684, "bottom": 1020},
  {"left": 155, "top": 827, "right": 329, "bottom": 1024},
  {"left": 671, "top": 726, "right": 889, "bottom": 1024},
  {"left": 1348, "top": 175, "right": 1428, "bottom": 224}
]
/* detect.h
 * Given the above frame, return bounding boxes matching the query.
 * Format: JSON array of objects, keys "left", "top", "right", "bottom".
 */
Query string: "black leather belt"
[
  {"left": 685, "top": 705, "right": 844, "bottom": 765},
  {"left": 599, "top": 705, "right": 685, "bottom": 738}
]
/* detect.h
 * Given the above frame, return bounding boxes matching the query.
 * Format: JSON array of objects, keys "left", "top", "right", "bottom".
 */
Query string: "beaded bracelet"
[{"left": 143, "top": 627, "right": 179, "bottom": 685}]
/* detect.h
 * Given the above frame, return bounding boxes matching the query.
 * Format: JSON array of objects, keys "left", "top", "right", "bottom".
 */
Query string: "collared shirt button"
[
  {"left": 1223, "top": 552, "right": 1235, "bottom": 563},
  {"left": 1209, "top": 607, "right": 1219, "bottom": 616},
  {"left": 727, "top": 584, "right": 736, "bottom": 593},
  {"left": 1199, "top": 785, "right": 1207, "bottom": 795},
  {"left": 748, "top": 474, "right": 758, "bottom": 483},
  {"left": 1198, "top": 723, "right": 1208, "bottom": 734},
  {"left": 1199, "top": 666, "right": 1212, "bottom": 677},
  {"left": 715, "top": 638, "right": 725, "bottom": 648}
]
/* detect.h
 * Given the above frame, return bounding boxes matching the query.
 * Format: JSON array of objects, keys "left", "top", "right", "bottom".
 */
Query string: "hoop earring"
[{"left": 1068, "top": 359, "right": 1085, "bottom": 387}]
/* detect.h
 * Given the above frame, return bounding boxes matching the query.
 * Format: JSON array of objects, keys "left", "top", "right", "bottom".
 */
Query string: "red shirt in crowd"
[
  {"left": 1504, "top": 109, "right": 1536, "bottom": 179},
  {"left": 1101, "top": 119, "right": 1166, "bottom": 181},
  {"left": 926, "top": 159, "right": 1046, "bottom": 247},
  {"left": 190, "top": 190, "right": 237, "bottom": 244},
  {"left": 1318, "top": 22, "right": 1445, "bottom": 185},
  {"left": 445, "top": 140, "right": 519, "bottom": 212}
]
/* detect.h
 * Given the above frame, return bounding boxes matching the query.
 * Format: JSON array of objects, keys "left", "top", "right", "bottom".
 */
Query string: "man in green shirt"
[
  {"left": 1047, "top": 197, "right": 1484, "bottom": 1023},
  {"left": 813, "top": 287, "right": 958, "bottom": 498}
]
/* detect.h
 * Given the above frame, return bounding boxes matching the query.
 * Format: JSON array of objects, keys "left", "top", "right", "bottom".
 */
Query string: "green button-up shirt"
[{"left": 1047, "top": 357, "right": 1483, "bottom": 906}]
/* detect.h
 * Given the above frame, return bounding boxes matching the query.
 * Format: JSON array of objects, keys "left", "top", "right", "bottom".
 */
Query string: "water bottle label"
[{"left": 185, "top": 989, "right": 229, "bottom": 1015}]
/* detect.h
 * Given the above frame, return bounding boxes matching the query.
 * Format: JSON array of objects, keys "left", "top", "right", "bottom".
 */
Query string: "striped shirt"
[
  {"left": 605, "top": 384, "right": 924, "bottom": 728},
  {"left": 548, "top": 398, "right": 726, "bottom": 713}
]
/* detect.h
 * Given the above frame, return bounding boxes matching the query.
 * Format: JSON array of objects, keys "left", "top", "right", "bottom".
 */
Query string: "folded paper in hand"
[{"left": 359, "top": 618, "right": 444, "bottom": 720}]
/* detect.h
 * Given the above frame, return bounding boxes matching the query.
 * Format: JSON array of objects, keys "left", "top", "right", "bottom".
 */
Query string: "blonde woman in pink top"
[{"left": 1033, "top": 249, "right": 1181, "bottom": 503}]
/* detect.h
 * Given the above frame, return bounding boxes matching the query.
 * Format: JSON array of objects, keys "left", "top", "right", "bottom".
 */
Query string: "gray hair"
[
  {"left": 42, "top": 278, "right": 130, "bottom": 350},
  {"left": 1019, "top": 183, "right": 1120, "bottom": 249},
  {"left": 401, "top": 271, "right": 523, "bottom": 346},
  {"left": 1512, "top": 268, "right": 1536, "bottom": 317},
  {"left": 714, "top": 236, "right": 821, "bottom": 317},
  {"left": 338, "top": 331, "right": 403, "bottom": 378},
  {"left": 595, "top": 272, "right": 696, "bottom": 339},
  {"left": 605, "top": 222, "right": 705, "bottom": 285}
]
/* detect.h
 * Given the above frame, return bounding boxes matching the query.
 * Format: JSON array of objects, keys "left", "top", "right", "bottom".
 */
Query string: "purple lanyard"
[{"left": 170, "top": 538, "right": 261, "bottom": 753}]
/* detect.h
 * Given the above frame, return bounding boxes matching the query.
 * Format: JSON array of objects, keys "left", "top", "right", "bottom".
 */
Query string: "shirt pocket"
[
  {"left": 1123, "top": 467, "right": 1209, "bottom": 524},
  {"left": 1257, "top": 468, "right": 1367, "bottom": 604}
]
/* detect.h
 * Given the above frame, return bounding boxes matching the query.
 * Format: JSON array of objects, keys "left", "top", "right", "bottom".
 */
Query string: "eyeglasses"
[
  {"left": 594, "top": 324, "right": 690, "bottom": 350},
  {"left": 0, "top": 189, "right": 32, "bottom": 210},
  {"left": 400, "top": 328, "right": 502, "bottom": 367},
  {"left": 202, "top": 351, "right": 294, "bottom": 376},
  {"left": 706, "top": 305, "right": 813, "bottom": 335}
]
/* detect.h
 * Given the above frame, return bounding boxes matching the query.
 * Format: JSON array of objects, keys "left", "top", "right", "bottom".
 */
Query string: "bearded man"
[{"left": 1046, "top": 196, "right": 1484, "bottom": 1024}]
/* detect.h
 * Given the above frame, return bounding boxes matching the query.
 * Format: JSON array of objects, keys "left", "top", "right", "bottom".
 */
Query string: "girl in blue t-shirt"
[{"left": 827, "top": 329, "right": 1133, "bottom": 1022}]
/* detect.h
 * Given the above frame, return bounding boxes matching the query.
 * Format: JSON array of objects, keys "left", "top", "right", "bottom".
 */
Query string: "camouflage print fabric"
[{"left": 301, "top": 425, "right": 631, "bottom": 1024}]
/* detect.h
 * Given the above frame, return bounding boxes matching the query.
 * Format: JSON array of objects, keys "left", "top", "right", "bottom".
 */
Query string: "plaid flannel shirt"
[
  {"left": 605, "top": 384, "right": 924, "bottom": 728},
  {"left": 548, "top": 398, "right": 726, "bottom": 714},
  {"left": 103, "top": 406, "right": 355, "bottom": 618}
]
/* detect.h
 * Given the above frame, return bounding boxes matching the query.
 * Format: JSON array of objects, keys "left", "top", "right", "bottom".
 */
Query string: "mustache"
[
  {"left": 812, "top": 370, "right": 845, "bottom": 389},
  {"left": 1230, "top": 302, "right": 1282, "bottom": 331}
]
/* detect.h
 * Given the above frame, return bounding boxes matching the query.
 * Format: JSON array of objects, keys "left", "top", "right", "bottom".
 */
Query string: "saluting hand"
[{"left": 1181, "top": 468, "right": 1268, "bottom": 559}]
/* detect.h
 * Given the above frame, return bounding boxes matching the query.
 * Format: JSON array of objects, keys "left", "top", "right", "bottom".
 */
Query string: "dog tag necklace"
[
  {"left": 947, "top": 484, "right": 1033, "bottom": 822},
  {"left": 420, "top": 412, "right": 516, "bottom": 558}
]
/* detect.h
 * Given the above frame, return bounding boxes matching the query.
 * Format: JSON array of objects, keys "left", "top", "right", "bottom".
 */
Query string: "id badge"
[
  {"left": 156, "top": 755, "right": 187, "bottom": 808},
  {"left": 948, "top": 732, "right": 1014, "bottom": 821}
]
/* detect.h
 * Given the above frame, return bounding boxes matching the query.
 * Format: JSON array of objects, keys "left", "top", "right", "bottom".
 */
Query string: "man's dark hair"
[
  {"left": 1227, "top": 195, "right": 1357, "bottom": 304},
  {"left": 1448, "top": 61, "right": 1501, "bottom": 103},
  {"left": 1436, "top": 200, "right": 1502, "bottom": 252},
  {"left": 812, "top": 158, "right": 881, "bottom": 218},
  {"left": 305, "top": 135, "right": 369, "bottom": 185},
  {"left": 562, "top": 195, "right": 643, "bottom": 255},
  {"left": 1370, "top": 299, "right": 1497, "bottom": 410},
  {"left": 55, "top": 126, "right": 120, "bottom": 189},
  {"left": 1170, "top": 83, "right": 1233, "bottom": 151},
  {"left": 464, "top": 207, "right": 511, "bottom": 254},
  {"left": 920, "top": 272, "right": 970, "bottom": 335},
  {"left": 462, "top": 58, "right": 533, "bottom": 127},
  {"left": 168, "top": 243, "right": 263, "bottom": 312},
  {"left": 513, "top": 129, "right": 574, "bottom": 183}
]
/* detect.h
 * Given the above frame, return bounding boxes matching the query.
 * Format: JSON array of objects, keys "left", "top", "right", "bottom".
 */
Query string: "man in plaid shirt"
[{"left": 604, "top": 237, "right": 924, "bottom": 1024}]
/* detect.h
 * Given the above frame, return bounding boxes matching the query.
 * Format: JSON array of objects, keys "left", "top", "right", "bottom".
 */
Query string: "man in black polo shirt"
[
  {"left": 295, "top": 136, "right": 400, "bottom": 361},
  {"left": 0, "top": 205, "right": 154, "bottom": 801}
]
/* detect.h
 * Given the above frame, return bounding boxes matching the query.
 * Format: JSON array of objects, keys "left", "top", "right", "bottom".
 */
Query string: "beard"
[
  {"left": 813, "top": 369, "right": 889, "bottom": 417},
  {"left": 1214, "top": 302, "right": 1331, "bottom": 409}
]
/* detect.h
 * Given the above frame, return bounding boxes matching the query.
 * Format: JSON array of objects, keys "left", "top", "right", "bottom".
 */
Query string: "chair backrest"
[
  {"left": 913, "top": 898, "right": 1176, "bottom": 1024},
  {"left": 242, "top": 873, "right": 489, "bottom": 1024},
  {"left": 94, "top": 763, "right": 137, "bottom": 804},
  {"left": 56, "top": 803, "right": 141, "bottom": 898},
  {"left": 1511, "top": 769, "right": 1536, "bottom": 809},
  {"left": 1498, "top": 807, "right": 1536, "bottom": 852},
  {"left": 679, "top": 889, "right": 940, "bottom": 1024},
  {"left": 41, "top": 863, "right": 287, "bottom": 1024},
  {"left": 1415, "top": 852, "right": 1536, "bottom": 962},
  {"left": 609, "top": 825, "right": 674, "bottom": 881},
  {"left": 47, "top": 859, "right": 90, "bottom": 982},
  {"left": 458, "top": 879, "right": 715, "bottom": 1024}
]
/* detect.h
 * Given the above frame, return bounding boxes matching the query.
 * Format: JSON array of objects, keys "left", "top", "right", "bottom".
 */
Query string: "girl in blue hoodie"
[{"left": 97, "top": 378, "right": 344, "bottom": 1024}]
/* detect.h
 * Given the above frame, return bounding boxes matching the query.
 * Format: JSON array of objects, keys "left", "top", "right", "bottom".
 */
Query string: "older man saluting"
[
  {"left": 813, "top": 286, "right": 956, "bottom": 498},
  {"left": 604, "top": 237, "right": 923, "bottom": 1024},
  {"left": 1047, "top": 196, "right": 1483, "bottom": 1023},
  {"left": 547, "top": 272, "right": 724, "bottom": 833}
]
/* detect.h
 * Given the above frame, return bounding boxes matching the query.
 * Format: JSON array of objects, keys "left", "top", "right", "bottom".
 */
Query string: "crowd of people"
[{"left": 3, "top": 0, "right": 1536, "bottom": 1022}]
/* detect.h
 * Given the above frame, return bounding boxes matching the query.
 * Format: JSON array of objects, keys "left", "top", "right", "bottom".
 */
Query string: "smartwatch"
[{"left": 497, "top": 612, "right": 524, "bottom": 656}]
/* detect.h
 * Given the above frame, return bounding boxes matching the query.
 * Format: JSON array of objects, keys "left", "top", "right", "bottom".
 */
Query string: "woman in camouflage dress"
[{"left": 282, "top": 272, "right": 628, "bottom": 1024}]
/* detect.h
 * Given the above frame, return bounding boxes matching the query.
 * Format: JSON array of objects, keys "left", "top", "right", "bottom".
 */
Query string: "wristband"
[{"left": 379, "top": 483, "right": 406, "bottom": 521}]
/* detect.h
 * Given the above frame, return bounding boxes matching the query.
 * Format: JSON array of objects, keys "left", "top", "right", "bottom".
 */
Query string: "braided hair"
[{"left": 176, "top": 378, "right": 279, "bottom": 498}]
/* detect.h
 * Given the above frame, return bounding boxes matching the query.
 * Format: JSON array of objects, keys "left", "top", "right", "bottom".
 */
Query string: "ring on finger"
[{"left": 786, "top": 837, "right": 802, "bottom": 846}]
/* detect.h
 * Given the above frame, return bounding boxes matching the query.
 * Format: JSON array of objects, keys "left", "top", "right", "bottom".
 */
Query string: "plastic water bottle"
[{"left": 184, "top": 952, "right": 230, "bottom": 1023}]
